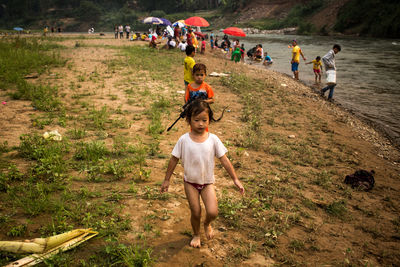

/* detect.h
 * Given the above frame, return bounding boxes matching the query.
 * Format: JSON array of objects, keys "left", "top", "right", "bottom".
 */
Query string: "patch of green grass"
[
  {"left": 218, "top": 191, "right": 246, "bottom": 227},
  {"left": 0, "top": 38, "right": 65, "bottom": 111},
  {"left": 8, "top": 182, "right": 61, "bottom": 216},
  {"left": 0, "top": 164, "right": 24, "bottom": 192},
  {"left": 7, "top": 224, "right": 27, "bottom": 237},
  {"left": 289, "top": 239, "right": 305, "bottom": 251},
  {"left": 124, "top": 46, "right": 182, "bottom": 75},
  {"left": 18, "top": 133, "right": 70, "bottom": 182},
  {"left": 312, "top": 170, "right": 332, "bottom": 189},
  {"left": 325, "top": 200, "right": 348, "bottom": 218},
  {"left": 67, "top": 127, "right": 87, "bottom": 140},
  {"left": 93, "top": 241, "right": 153, "bottom": 267},
  {"left": 142, "top": 186, "right": 170, "bottom": 200},
  {"left": 74, "top": 141, "right": 109, "bottom": 162},
  {"left": 89, "top": 105, "right": 110, "bottom": 129}
]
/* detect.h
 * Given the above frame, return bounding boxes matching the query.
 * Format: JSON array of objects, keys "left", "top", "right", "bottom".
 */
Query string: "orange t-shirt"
[{"left": 185, "top": 82, "right": 214, "bottom": 102}]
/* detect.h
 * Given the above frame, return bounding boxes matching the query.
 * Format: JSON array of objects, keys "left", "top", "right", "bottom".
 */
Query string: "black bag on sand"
[{"left": 344, "top": 169, "right": 375, "bottom": 191}]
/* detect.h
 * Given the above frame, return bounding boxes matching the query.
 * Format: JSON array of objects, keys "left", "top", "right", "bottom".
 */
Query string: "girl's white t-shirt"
[{"left": 172, "top": 133, "right": 228, "bottom": 185}]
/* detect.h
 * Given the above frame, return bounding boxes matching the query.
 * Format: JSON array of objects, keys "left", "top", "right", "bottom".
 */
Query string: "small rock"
[
  {"left": 288, "top": 135, "right": 295, "bottom": 139},
  {"left": 244, "top": 151, "right": 249, "bottom": 157},
  {"left": 218, "top": 226, "right": 227, "bottom": 232}
]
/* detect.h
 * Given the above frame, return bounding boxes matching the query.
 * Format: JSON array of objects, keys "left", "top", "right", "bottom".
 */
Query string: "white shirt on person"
[
  {"left": 178, "top": 42, "right": 187, "bottom": 51},
  {"left": 169, "top": 40, "right": 176, "bottom": 47},
  {"left": 171, "top": 133, "right": 227, "bottom": 185}
]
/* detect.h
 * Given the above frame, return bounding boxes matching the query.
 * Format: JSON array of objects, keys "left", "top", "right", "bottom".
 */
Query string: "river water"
[{"left": 231, "top": 34, "right": 400, "bottom": 146}]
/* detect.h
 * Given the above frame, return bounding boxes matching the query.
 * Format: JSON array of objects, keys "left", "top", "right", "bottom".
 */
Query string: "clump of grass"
[
  {"left": 289, "top": 239, "right": 305, "bottom": 251},
  {"left": 8, "top": 182, "right": 59, "bottom": 216},
  {"left": 7, "top": 224, "right": 27, "bottom": 237},
  {"left": 0, "top": 141, "right": 11, "bottom": 154},
  {"left": 94, "top": 241, "right": 153, "bottom": 266},
  {"left": 89, "top": 105, "right": 110, "bottom": 130},
  {"left": 67, "top": 127, "right": 87, "bottom": 140},
  {"left": 146, "top": 97, "right": 170, "bottom": 139},
  {"left": 218, "top": 191, "right": 246, "bottom": 227},
  {"left": 74, "top": 141, "right": 109, "bottom": 162},
  {"left": 0, "top": 164, "right": 24, "bottom": 192},
  {"left": 325, "top": 200, "right": 348, "bottom": 218},
  {"left": 18, "top": 133, "right": 70, "bottom": 182},
  {"left": 312, "top": 170, "right": 332, "bottom": 189}
]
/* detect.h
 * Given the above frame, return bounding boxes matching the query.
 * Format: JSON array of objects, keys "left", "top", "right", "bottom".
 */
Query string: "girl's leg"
[
  {"left": 200, "top": 184, "right": 218, "bottom": 240},
  {"left": 184, "top": 182, "right": 202, "bottom": 247},
  {"left": 318, "top": 73, "right": 322, "bottom": 83}
]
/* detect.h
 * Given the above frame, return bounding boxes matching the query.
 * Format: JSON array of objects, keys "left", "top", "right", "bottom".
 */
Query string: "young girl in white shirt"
[{"left": 160, "top": 100, "right": 244, "bottom": 248}]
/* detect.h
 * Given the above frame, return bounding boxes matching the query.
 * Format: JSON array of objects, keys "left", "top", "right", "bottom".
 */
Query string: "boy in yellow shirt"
[
  {"left": 291, "top": 39, "right": 306, "bottom": 80},
  {"left": 306, "top": 56, "right": 323, "bottom": 83},
  {"left": 184, "top": 45, "right": 196, "bottom": 95}
]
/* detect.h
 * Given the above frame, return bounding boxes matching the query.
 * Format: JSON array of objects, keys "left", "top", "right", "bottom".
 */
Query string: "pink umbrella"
[
  {"left": 185, "top": 16, "right": 210, "bottom": 27},
  {"left": 223, "top": 27, "right": 246, "bottom": 37}
]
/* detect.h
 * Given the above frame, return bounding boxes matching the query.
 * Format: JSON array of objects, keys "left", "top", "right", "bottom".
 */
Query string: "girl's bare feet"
[
  {"left": 190, "top": 235, "right": 201, "bottom": 248},
  {"left": 204, "top": 223, "right": 214, "bottom": 240}
]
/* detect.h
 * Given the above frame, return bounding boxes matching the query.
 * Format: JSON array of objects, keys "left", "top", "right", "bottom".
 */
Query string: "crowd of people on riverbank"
[{"left": 114, "top": 24, "right": 341, "bottom": 100}]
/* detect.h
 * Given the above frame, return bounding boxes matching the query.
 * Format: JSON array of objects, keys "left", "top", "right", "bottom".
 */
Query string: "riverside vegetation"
[{"left": 0, "top": 35, "right": 399, "bottom": 266}]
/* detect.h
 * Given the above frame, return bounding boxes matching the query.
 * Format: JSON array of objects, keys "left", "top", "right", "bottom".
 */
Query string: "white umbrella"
[
  {"left": 142, "top": 17, "right": 163, "bottom": 25},
  {"left": 172, "top": 21, "right": 185, "bottom": 28}
]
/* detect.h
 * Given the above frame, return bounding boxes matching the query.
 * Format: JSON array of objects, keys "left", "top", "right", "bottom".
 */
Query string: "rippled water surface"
[{"left": 232, "top": 34, "right": 400, "bottom": 145}]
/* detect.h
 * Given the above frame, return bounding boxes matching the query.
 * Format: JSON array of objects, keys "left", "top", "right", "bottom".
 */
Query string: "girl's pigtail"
[{"left": 210, "top": 106, "right": 227, "bottom": 122}]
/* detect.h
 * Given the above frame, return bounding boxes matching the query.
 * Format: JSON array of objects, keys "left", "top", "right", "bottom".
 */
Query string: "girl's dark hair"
[
  {"left": 192, "top": 63, "right": 207, "bottom": 74},
  {"left": 316, "top": 56, "right": 321, "bottom": 60},
  {"left": 185, "top": 99, "right": 225, "bottom": 124}
]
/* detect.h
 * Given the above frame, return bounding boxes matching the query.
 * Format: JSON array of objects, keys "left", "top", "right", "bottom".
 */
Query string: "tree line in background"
[
  {"left": 0, "top": 0, "right": 248, "bottom": 23},
  {"left": 0, "top": 0, "right": 249, "bottom": 31},
  {"left": 334, "top": 0, "right": 400, "bottom": 38}
]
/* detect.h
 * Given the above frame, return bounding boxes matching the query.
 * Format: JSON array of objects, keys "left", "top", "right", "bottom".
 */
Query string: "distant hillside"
[
  {"left": 1, "top": 0, "right": 399, "bottom": 38},
  {"left": 233, "top": 0, "right": 400, "bottom": 38}
]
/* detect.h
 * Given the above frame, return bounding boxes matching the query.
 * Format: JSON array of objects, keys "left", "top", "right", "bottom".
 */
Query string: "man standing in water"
[
  {"left": 291, "top": 39, "right": 306, "bottom": 80},
  {"left": 320, "top": 44, "right": 342, "bottom": 101}
]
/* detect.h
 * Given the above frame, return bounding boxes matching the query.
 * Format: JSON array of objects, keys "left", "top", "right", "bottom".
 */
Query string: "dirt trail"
[{"left": 1, "top": 34, "right": 399, "bottom": 266}]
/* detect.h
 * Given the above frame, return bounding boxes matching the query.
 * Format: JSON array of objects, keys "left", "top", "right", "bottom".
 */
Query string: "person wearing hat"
[{"left": 291, "top": 39, "right": 306, "bottom": 80}]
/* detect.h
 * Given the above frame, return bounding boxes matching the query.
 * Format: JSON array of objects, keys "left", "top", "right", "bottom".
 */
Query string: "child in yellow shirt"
[
  {"left": 306, "top": 56, "right": 323, "bottom": 83},
  {"left": 184, "top": 45, "right": 196, "bottom": 88}
]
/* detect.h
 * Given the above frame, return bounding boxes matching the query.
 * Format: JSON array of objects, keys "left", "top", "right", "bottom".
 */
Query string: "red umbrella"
[
  {"left": 223, "top": 27, "right": 246, "bottom": 37},
  {"left": 194, "top": 31, "right": 205, "bottom": 38},
  {"left": 185, "top": 16, "right": 210, "bottom": 27}
]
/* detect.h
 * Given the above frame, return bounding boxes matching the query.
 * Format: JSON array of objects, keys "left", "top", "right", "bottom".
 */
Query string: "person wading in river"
[
  {"left": 290, "top": 39, "right": 306, "bottom": 80},
  {"left": 320, "top": 44, "right": 342, "bottom": 101}
]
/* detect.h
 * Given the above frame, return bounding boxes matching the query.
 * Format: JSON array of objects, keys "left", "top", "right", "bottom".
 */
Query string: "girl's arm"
[
  {"left": 160, "top": 156, "right": 179, "bottom": 193},
  {"left": 219, "top": 155, "right": 245, "bottom": 195}
]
